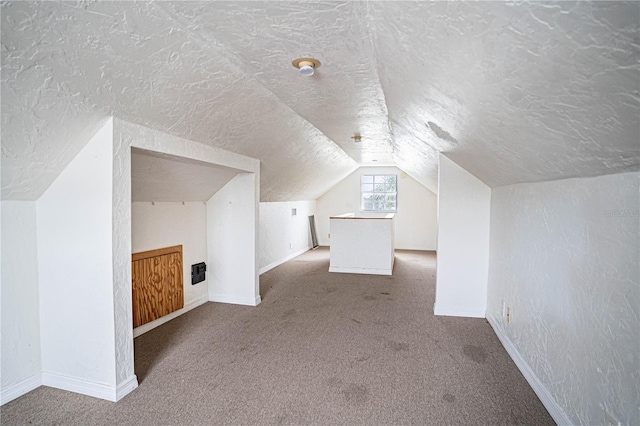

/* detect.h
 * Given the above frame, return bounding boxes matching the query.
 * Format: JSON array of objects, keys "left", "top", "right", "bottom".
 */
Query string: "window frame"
[{"left": 360, "top": 174, "right": 398, "bottom": 212}]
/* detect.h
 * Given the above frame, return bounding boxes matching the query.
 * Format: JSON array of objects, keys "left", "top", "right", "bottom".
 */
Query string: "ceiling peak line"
[{"left": 357, "top": 0, "right": 394, "bottom": 144}]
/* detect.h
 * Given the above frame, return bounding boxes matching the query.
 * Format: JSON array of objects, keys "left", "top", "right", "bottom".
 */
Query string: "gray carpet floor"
[{"left": 1, "top": 248, "right": 554, "bottom": 425}]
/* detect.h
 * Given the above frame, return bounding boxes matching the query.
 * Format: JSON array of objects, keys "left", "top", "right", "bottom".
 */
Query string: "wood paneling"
[{"left": 132, "top": 245, "right": 184, "bottom": 328}]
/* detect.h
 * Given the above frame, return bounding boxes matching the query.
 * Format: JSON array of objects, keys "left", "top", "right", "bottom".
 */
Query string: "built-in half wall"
[{"left": 329, "top": 213, "right": 395, "bottom": 275}]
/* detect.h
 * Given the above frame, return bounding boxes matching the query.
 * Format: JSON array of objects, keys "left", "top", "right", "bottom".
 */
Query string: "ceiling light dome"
[
  {"left": 292, "top": 57, "right": 321, "bottom": 77},
  {"left": 299, "top": 64, "right": 315, "bottom": 76}
]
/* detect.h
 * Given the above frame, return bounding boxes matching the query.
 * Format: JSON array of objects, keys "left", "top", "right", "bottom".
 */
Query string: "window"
[{"left": 361, "top": 174, "right": 397, "bottom": 211}]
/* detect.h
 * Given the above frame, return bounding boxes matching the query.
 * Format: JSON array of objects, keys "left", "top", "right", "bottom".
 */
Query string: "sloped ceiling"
[
  {"left": 131, "top": 149, "right": 241, "bottom": 202},
  {"left": 2, "top": 1, "right": 639, "bottom": 202}
]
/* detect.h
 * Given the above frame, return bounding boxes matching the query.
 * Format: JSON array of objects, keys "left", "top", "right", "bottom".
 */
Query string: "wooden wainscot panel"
[{"left": 132, "top": 245, "right": 184, "bottom": 328}]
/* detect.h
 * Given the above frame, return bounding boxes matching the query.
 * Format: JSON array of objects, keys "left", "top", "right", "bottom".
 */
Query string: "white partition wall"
[
  {"left": 435, "top": 155, "right": 491, "bottom": 318},
  {"left": 208, "top": 173, "right": 260, "bottom": 306},
  {"left": 1, "top": 201, "right": 41, "bottom": 404},
  {"left": 329, "top": 213, "right": 395, "bottom": 275},
  {"left": 37, "top": 119, "right": 121, "bottom": 400}
]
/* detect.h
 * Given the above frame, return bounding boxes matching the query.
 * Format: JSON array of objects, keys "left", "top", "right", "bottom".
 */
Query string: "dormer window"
[{"left": 361, "top": 174, "right": 397, "bottom": 212}]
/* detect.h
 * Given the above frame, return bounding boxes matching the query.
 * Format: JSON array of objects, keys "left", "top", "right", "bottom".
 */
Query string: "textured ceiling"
[
  {"left": 2, "top": 1, "right": 639, "bottom": 201},
  {"left": 131, "top": 149, "right": 241, "bottom": 202}
]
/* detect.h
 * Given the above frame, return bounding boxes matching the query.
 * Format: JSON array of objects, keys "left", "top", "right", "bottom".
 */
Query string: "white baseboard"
[
  {"left": 115, "top": 375, "right": 138, "bottom": 401},
  {"left": 134, "top": 296, "right": 209, "bottom": 337},
  {"left": 329, "top": 265, "right": 393, "bottom": 275},
  {"left": 487, "top": 315, "right": 573, "bottom": 426},
  {"left": 0, "top": 374, "right": 42, "bottom": 406},
  {"left": 259, "top": 247, "right": 310, "bottom": 275},
  {"left": 42, "top": 372, "right": 119, "bottom": 402},
  {"left": 210, "top": 293, "right": 261, "bottom": 306},
  {"left": 1, "top": 371, "right": 139, "bottom": 406},
  {"left": 433, "top": 304, "right": 486, "bottom": 318}
]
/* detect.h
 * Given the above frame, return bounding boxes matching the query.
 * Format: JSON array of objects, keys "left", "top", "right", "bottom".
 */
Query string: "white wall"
[
  {"left": 487, "top": 172, "right": 639, "bottom": 426},
  {"left": 316, "top": 166, "right": 437, "bottom": 250},
  {"left": 329, "top": 215, "right": 395, "bottom": 275},
  {"left": 131, "top": 202, "right": 209, "bottom": 336},
  {"left": 1, "top": 201, "right": 41, "bottom": 404},
  {"left": 259, "top": 201, "right": 316, "bottom": 273},
  {"left": 207, "top": 173, "right": 260, "bottom": 306},
  {"left": 37, "top": 120, "right": 118, "bottom": 393},
  {"left": 435, "top": 155, "right": 491, "bottom": 318}
]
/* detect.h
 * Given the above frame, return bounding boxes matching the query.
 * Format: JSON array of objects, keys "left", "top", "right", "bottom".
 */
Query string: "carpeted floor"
[{"left": 1, "top": 248, "right": 554, "bottom": 425}]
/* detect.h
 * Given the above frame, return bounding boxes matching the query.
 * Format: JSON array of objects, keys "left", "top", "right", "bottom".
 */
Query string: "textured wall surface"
[
  {"left": 487, "top": 172, "right": 639, "bottom": 425},
  {"left": 316, "top": 166, "right": 437, "bottom": 250},
  {"left": 259, "top": 201, "right": 316, "bottom": 271},
  {"left": 132, "top": 202, "right": 208, "bottom": 308},
  {"left": 3, "top": 2, "right": 638, "bottom": 201},
  {"left": 0, "top": 201, "right": 41, "bottom": 391},
  {"left": 37, "top": 120, "right": 116, "bottom": 385},
  {"left": 112, "top": 119, "right": 134, "bottom": 387},
  {"left": 435, "top": 155, "right": 491, "bottom": 318}
]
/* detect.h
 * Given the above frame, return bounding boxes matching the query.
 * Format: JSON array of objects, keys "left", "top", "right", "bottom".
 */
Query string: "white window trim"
[{"left": 361, "top": 174, "right": 397, "bottom": 212}]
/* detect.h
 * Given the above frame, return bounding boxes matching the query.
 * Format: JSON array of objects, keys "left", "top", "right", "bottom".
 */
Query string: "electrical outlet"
[
  {"left": 604, "top": 410, "right": 621, "bottom": 426},
  {"left": 507, "top": 307, "right": 512, "bottom": 324},
  {"left": 289, "top": 242, "right": 292, "bottom": 249},
  {"left": 502, "top": 300, "right": 506, "bottom": 317}
]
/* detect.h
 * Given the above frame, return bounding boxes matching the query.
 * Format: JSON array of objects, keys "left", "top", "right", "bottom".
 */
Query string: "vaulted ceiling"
[{"left": 2, "top": 1, "right": 639, "bottom": 201}]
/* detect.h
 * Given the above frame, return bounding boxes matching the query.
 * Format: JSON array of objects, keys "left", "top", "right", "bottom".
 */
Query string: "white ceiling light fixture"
[{"left": 292, "top": 57, "right": 321, "bottom": 76}]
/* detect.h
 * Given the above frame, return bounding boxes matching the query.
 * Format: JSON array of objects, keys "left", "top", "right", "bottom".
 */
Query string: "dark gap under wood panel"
[{"left": 132, "top": 246, "right": 184, "bottom": 328}]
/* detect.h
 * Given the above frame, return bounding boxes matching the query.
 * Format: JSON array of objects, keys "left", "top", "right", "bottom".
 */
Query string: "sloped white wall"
[
  {"left": 207, "top": 173, "right": 260, "bottom": 306},
  {"left": 131, "top": 202, "right": 209, "bottom": 336},
  {"left": 37, "top": 120, "right": 118, "bottom": 394},
  {"left": 259, "top": 201, "right": 316, "bottom": 274},
  {"left": 316, "top": 166, "right": 437, "bottom": 250},
  {"left": 435, "top": 155, "right": 491, "bottom": 317},
  {"left": 487, "top": 172, "right": 639, "bottom": 426},
  {"left": 0, "top": 201, "right": 41, "bottom": 404}
]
